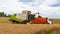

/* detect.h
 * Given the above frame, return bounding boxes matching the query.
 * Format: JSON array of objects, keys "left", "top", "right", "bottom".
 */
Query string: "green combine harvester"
[
  {"left": 9, "top": 11, "right": 47, "bottom": 24},
  {"left": 9, "top": 14, "right": 35, "bottom": 24}
]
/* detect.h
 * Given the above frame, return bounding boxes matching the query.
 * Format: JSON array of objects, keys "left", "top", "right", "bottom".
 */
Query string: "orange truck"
[{"left": 30, "top": 18, "right": 48, "bottom": 24}]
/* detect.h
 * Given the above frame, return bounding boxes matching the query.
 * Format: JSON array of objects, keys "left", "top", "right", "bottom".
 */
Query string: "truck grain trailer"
[
  {"left": 30, "top": 18, "right": 48, "bottom": 24},
  {"left": 9, "top": 11, "right": 50, "bottom": 24}
]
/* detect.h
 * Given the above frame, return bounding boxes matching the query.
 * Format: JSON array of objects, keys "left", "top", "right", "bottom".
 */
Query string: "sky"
[{"left": 0, "top": 0, "right": 60, "bottom": 18}]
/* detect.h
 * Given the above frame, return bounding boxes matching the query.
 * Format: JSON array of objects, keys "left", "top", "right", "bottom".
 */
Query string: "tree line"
[{"left": 0, "top": 12, "right": 11, "bottom": 17}]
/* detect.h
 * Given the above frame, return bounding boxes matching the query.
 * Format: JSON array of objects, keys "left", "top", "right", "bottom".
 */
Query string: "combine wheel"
[{"left": 22, "top": 20, "right": 28, "bottom": 24}]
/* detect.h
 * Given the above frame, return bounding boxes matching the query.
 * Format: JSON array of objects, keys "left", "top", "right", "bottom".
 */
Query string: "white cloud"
[
  {"left": 43, "top": 0, "right": 57, "bottom": 5},
  {"left": 38, "top": 4, "right": 60, "bottom": 18},
  {"left": 0, "top": 0, "right": 60, "bottom": 18}
]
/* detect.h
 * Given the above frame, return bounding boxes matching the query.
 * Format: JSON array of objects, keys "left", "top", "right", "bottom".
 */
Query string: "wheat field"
[
  {"left": 0, "top": 17, "right": 60, "bottom": 34},
  {"left": 0, "top": 17, "right": 10, "bottom": 23},
  {"left": 0, "top": 23, "right": 60, "bottom": 34}
]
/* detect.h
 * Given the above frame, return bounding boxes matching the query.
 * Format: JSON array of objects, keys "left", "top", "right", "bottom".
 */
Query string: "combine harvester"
[{"left": 9, "top": 10, "right": 51, "bottom": 24}]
